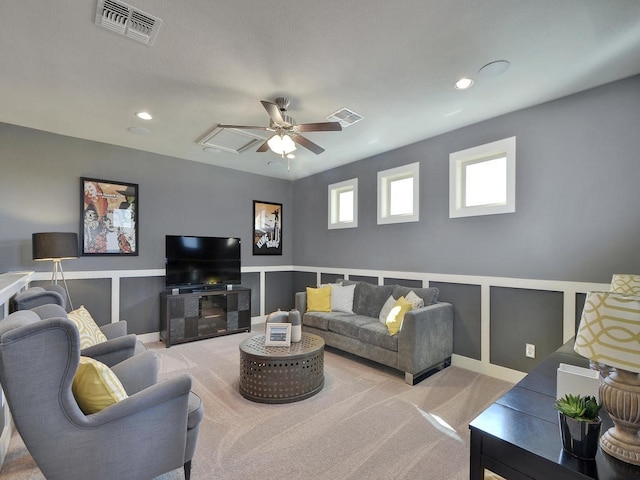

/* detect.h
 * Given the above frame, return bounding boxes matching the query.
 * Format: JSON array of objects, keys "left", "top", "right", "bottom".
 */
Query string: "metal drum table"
[{"left": 239, "top": 332, "right": 325, "bottom": 403}]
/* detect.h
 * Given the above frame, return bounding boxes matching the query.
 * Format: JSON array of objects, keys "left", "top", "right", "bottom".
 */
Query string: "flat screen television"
[{"left": 165, "top": 235, "right": 241, "bottom": 289}]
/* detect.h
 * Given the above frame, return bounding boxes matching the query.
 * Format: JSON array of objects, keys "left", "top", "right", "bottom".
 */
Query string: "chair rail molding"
[{"left": 28, "top": 266, "right": 608, "bottom": 383}]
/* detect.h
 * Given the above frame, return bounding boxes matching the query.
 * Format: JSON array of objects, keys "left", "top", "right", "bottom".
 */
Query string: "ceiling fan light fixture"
[{"left": 267, "top": 134, "right": 296, "bottom": 155}]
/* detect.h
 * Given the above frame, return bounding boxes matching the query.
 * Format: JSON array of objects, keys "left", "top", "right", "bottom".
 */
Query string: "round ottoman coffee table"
[{"left": 239, "top": 332, "right": 324, "bottom": 403}]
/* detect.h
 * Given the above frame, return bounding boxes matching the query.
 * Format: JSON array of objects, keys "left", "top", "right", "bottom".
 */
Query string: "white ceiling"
[{"left": 1, "top": 1, "right": 640, "bottom": 180}]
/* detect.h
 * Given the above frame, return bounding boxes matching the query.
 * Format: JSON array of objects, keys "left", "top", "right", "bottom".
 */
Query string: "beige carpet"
[{"left": 0, "top": 328, "right": 512, "bottom": 479}]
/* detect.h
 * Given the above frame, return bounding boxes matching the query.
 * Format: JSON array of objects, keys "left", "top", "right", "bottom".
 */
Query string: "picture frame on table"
[
  {"left": 264, "top": 323, "right": 292, "bottom": 347},
  {"left": 81, "top": 177, "right": 138, "bottom": 256},
  {"left": 253, "top": 200, "right": 282, "bottom": 255}
]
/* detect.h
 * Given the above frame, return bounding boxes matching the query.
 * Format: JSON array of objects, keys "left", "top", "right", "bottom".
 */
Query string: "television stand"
[{"left": 160, "top": 287, "right": 251, "bottom": 347}]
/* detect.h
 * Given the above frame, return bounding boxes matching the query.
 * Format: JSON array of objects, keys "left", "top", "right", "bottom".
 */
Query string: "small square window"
[
  {"left": 378, "top": 162, "right": 419, "bottom": 225},
  {"left": 464, "top": 156, "right": 507, "bottom": 207},
  {"left": 328, "top": 178, "right": 358, "bottom": 229},
  {"left": 389, "top": 177, "right": 414, "bottom": 215},
  {"left": 450, "top": 137, "right": 515, "bottom": 218}
]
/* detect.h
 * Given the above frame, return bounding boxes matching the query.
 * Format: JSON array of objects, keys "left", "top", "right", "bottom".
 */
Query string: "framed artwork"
[
  {"left": 81, "top": 177, "right": 138, "bottom": 256},
  {"left": 253, "top": 200, "right": 282, "bottom": 255},
  {"left": 264, "top": 323, "right": 291, "bottom": 347}
]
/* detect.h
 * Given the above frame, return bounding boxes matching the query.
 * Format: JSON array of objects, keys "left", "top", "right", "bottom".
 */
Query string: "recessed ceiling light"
[
  {"left": 286, "top": 154, "right": 295, "bottom": 159},
  {"left": 127, "top": 126, "right": 151, "bottom": 135},
  {"left": 135, "top": 112, "right": 153, "bottom": 120},
  {"left": 203, "top": 147, "right": 221, "bottom": 154},
  {"left": 455, "top": 78, "right": 474, "bottom": 90}
]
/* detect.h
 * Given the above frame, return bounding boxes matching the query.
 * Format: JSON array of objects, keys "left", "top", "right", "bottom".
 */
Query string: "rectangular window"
[
  {"left": 464, "top": 156, "right": 507, "bottom": 207},
  {"left": 389, "top": 176, "right": 413, "bottom": 215},
  {"left": 338, "top": 190, "right": 354, "bottom": 222},
  {"left": 328, "top": 178, "right": 358, "bottom": 229},
  {"left": 378, "top": 162, "right": 419, "bottom": 225},
  {"left": 450, "top": 137, "right": 515, "bottom": 218}
]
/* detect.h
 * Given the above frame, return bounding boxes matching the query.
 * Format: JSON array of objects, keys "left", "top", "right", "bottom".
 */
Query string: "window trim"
[
  {"left": 328, "top": 178, "right": 358, "bottom": 229},
  {"left": 449, "top": 136, "right": 516, "bottom": 218},
  {"left": 377, "top": 162, "right": 420, "bottom": 225}
]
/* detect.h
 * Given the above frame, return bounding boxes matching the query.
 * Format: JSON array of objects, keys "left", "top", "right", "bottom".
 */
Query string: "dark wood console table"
[
  {"left": 160, "top": 287, "right": 251, "bottom": 347},
  {"left": 469, "top": 341, "right": 640, "bottom": 480}
]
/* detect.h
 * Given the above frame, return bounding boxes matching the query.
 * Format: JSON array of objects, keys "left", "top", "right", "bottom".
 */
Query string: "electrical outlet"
[{"left": 526, "top": 343, "right": 536, "bottom": 358}]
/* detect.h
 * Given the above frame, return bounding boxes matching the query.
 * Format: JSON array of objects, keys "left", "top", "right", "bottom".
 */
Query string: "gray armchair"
[
  {"left": 0, "top": 309, "right": 202, "bottom": 480},
  {"left": 12, "top": 286, "right": 146, "bottom": 365},
  {"left": 31, "top": 303, "right": 143, "bottom": 366},
  {"left": 10, "top": 284, "right": 67, "bottom": 311}
]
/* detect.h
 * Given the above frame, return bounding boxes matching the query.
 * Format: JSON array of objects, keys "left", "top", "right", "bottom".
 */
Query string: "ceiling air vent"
[
  {"left": 326, "top": 108, "right": 363, "bottom": 128},
  {"left": 95, "top": 0, "right": 162, "bottom": 46},
  {"left": 196, "top": 126, "right": 266, "bottom": 154}
]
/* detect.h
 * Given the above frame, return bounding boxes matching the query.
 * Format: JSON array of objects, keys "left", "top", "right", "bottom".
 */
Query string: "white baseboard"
[{"left": 451, "top": 354, "right": 526, "bottom": 384}]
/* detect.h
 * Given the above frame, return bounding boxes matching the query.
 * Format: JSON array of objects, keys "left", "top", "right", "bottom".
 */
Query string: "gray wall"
[
  {"left": 2, "top": 75, "right": 638, "bottom": 372},
  {"left": 292, "top": 75, "right": 640, "bottom": 283},
  {"left": 0, "top": 124, "right": 293, "bottom": 334},
  {"left": 0, "top": 124, "right": 293, "bottom": 272},
  {"left": 431, "top": 282, "right": 481, "bottom": 360}
]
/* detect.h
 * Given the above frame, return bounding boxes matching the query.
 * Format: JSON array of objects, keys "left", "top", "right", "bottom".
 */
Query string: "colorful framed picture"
[
  {"left": 81, "top": 177, "right": 138, "bottom": 256},
  {"left": 264, "top": 323, "right": 291, "bottom": 347},
  {"left": 253, "top": 200, "right": 282, "bottom": 255}
]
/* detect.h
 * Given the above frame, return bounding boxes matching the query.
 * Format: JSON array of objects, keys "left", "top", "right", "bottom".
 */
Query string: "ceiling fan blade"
[
  {"left": 292, "top": 135, "right": 325, "bottom": 155},
  {"left": 218, "top": 124, "right": 270, "bottom": 131},
  {"left": 261, "top": 101, "right": 285, "bottom": 125},
  {"left": 296, "top": 122, "right": 342, "bottom": 132},
  {"left": 256, "top": 140, "right": 270, "bottom": 152}
]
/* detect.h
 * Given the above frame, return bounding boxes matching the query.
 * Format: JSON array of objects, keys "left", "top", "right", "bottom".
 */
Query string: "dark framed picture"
[
  {"left": 81, "top": 177, "right": 138, "bottom": 256},
  {"left": 253, "top": 200, "right": 282, "bottom": 255}
]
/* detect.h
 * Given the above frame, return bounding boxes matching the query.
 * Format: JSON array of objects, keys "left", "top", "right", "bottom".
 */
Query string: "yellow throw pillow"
[
  {"left": 67, "top": 305, "right": 108, "bottom": 349},
  {"left": 72, "top": 356, "right": 128, "bottom": 414},
  {"left": 386, "top": 296, "right": 413, "bottom": 336},
  {"left": 306, "top": 286, "right": 332, "bottom": 312}
]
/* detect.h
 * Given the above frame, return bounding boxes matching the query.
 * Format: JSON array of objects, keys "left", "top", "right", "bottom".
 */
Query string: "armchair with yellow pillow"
[
  {"left": 30, "top": 303, "right": 144, "bottom": 367},
  {"left": 12, "top": 285, "right": 146, "bottom": 366},
  {"left": 0, "top": 309, "right": 202, "bottom": 480}
]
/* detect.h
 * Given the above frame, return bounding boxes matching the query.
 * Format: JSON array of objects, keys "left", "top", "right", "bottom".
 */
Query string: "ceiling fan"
[{"left": 218, "top": 97, "right": 342, "bottom": 157}]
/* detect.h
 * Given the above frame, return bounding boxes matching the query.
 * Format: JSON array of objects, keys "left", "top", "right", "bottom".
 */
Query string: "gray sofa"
[{"left": 295, "top": 280, "right": 453, "bottom": 384}]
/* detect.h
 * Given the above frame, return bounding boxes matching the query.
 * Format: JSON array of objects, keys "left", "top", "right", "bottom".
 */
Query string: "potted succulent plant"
[{"left": 555, "top": 393, "right": 603, "bottom": 459}]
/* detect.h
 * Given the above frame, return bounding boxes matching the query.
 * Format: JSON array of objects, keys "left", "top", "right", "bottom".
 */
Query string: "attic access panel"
[{"left": 196, "top": 127, "right": 266, "bottom": 154}]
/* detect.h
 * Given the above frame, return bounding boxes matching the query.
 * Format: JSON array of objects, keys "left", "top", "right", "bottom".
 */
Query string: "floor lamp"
[{"left": 32, "top": 232, "right": 78, "bottom": 310}]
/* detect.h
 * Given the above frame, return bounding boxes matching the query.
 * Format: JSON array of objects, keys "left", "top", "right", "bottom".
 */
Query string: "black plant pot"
[{"left": 558, "top": 412, "right": 602, "bottom": 460}]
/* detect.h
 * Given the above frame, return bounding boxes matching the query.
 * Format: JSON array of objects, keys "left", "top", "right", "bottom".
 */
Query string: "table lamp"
[
  {"left": 611, "top": 274, "right": 640, "bottom": 296},
  {"left": 574, "top": 290, "right": 640, "bottom": 465},
  {"left": 32, "top": 232, "right": 78, "bottom": 309}
]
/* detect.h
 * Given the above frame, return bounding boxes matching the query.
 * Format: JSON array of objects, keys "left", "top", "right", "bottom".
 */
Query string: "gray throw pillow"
[
  {"left": 353, "top": 282, "right": 394, "bottom": 318},
  {"left": 392, "top": 285, "right": 439, "bottom": 305}
]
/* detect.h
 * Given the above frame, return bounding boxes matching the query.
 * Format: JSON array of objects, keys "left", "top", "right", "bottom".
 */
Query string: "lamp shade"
[
  {"left": 267, "top": 134, "right": 296, "bottom": 155},
  {"left": 574, "top": 290, "right": 640, "bottom": 373},
  {"left": 611, "top": 274, "right": 640, "bottom": 296},
  {"left": 32, "top": 232, "right": 79, "bottom": 260}
]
